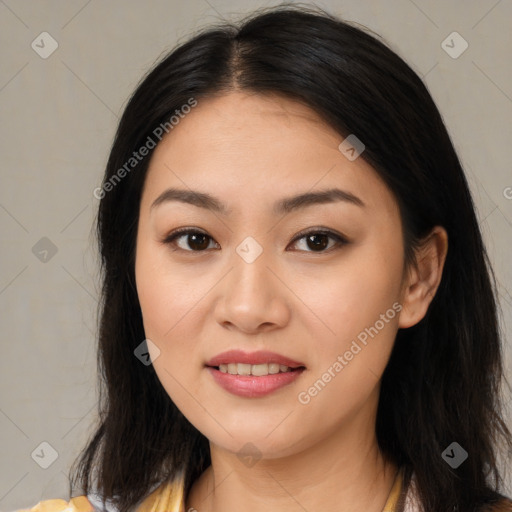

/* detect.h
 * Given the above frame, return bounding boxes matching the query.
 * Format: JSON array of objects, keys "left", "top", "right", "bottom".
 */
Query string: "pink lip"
[
  {"left": 205, "top": 350, "right": 306, "bottom": 398},
  {"left": 206, "top": 367, "right": 305, "bottom": 398},
  {"left": 205, "top": 350, "right": 305, "bottom": 368}
]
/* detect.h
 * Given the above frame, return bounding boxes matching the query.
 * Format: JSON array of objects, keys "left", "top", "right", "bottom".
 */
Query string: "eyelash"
[{"left": 161, "top": 227, "right": 349, "bottom": 254}]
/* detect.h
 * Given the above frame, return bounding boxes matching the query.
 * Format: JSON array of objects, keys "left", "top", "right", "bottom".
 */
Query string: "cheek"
[
  {"left": 293, "top": 234, "right": 404, "bottom": 392},
  {"left": 135, "top": 239, "right": 201, "bottom": 367},
  {"left": 135, "top": 245, "right": 210, "bottom": 417},
  {"left": 135, "top": 234, "right": 206, "bottom": 336},
  {"left": 300, "top": 240, "right": 402, "bottom": 336}
]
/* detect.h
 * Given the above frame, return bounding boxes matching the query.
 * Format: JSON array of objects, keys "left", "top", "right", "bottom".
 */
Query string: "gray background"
[{"left": 1, "top": 0, "right": 511, "bottom": 509}]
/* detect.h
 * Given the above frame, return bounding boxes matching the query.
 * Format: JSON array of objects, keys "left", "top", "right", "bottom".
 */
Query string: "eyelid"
[
  {"left": 162, "top": 226, "right": 349, "bottom": 253},
  {"left": 162, "top": 227, "right": 219, "bottom": 250},
  {"left": 288, "top": 227, "right": 349, "bottom": 248}
]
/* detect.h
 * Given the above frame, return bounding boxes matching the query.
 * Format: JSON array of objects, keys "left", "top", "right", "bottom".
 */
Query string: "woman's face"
[{"left": 135, "top": 91, "right": 409, "bottom": 459}]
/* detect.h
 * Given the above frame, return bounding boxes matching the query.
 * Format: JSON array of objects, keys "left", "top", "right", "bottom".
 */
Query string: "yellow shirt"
[{"left": 16, "top": 467, "right": 405, "bottom": 512}]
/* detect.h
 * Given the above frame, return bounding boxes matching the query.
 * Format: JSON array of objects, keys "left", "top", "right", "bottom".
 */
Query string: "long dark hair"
[{"left": 69, "top": 4, "right": 512, "bottom": 511}]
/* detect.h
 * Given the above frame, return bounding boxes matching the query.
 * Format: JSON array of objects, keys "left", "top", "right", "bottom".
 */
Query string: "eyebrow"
[{"left": 150, "top": 186, "right": 365, "bottom": 215}]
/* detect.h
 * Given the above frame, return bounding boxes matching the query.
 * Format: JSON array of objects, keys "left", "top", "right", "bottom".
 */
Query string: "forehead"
[{"left": 141, "top": 92, "right": 398, "bottom": 218}]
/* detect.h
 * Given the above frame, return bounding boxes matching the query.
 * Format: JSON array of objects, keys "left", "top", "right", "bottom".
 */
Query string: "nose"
[{"left": 213, "top": 248, "right": 291, "bottom": 334}]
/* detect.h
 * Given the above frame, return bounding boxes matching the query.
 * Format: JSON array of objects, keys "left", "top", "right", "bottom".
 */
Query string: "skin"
[{"left": 135, "top": 91, "right": 448, "bottom": 512}]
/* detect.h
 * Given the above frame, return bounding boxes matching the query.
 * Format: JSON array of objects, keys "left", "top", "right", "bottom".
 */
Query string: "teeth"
[
  {"left": 268, "top": 363, "right": 280, "bottom": 374},
  {"left": 217, "top": 363, "right": 293, "bottom": 376},
  {"left": 238, "top": 363, "right": 251, "bottom": 376}
]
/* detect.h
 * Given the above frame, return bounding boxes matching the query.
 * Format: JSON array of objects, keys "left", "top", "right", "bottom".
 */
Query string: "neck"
[{"left": 186, "top": 402, "right": 399, "bottom": 512}]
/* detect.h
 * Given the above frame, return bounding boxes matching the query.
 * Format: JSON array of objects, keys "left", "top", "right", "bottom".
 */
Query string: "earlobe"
[{"left": 398, "top": 226, "right": 448, "bottom": 329}]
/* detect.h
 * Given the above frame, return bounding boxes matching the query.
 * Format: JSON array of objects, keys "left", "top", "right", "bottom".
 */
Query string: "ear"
[{"left": 398, "top": 226, "right": 448, "bottom": 329}]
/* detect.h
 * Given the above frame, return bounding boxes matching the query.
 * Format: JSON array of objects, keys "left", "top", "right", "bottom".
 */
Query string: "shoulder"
[
  {"left": 14, "top": 475, "right": 185, "bottom": 512},
  {"left": 14, "top": 496, "right": 95, "bottom": 512}
]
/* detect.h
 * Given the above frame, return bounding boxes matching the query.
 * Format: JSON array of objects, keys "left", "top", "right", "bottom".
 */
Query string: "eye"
[
  {"left": 162, "top": 227, "right": 348, "bottom": 253},
  {"left": 288, "top": 228, "right": 348, "bottom": 253},
  {"left": 162, "top": 228, "right": 219, "bottom": 252}
]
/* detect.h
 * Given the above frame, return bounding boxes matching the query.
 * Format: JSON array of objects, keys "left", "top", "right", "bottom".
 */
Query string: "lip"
[
  {"left": 205, "top": 350, "right": 306, "bottom": 398},
  {"left": 206, "top": 367, "right": 305, "bottom": 398},
  {"left": 205, "top": 350, "right": 305, "bottom": 369}
]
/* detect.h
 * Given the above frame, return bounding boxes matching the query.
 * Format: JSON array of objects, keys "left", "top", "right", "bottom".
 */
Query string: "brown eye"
[
  {"left": 163, "top": 229, "right": 218, "bottom": 252},
  {"left": 305, "top": 233, "right": 329, "bottom": 251},
  {"left": 163, "top": 227, "right": 348, "bottom": 254},
  {"left": 289, "top": 229, "right": 348, "bottom": 253}
]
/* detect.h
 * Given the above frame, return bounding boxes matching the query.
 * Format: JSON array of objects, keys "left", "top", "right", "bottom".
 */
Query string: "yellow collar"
[
  {"left": 139, "top": 467, "right": 405, "bottom": 512},
  {"left": 18, "top": 467, "right": 404, "bottom": 512},
  {"left": 383, "top": 467, "right": 405, "bottom": 512}
]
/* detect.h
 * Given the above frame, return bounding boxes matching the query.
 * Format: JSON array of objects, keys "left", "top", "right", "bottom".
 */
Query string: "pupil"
[
  {"left": 307, "top": 234, "right": 328, "bottom": 251},
  {"left": 189, "top": 233, "right": 209, "bottom": 250}
]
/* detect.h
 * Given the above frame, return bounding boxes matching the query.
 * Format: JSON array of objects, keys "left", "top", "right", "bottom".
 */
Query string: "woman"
[{"left": 16, "top": 4, "right": 512, "bottom": 512}]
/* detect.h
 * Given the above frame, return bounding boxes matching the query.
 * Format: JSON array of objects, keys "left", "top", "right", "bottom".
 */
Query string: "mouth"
[
  {"left": 206, "top": 362, "right": 305, "bottom": 376},
  {"left": 205, "top": 349, "right": 306, "bottom": 370},
  {"left": 205, "top": 350, "right": 306, "bottom": 398}
]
